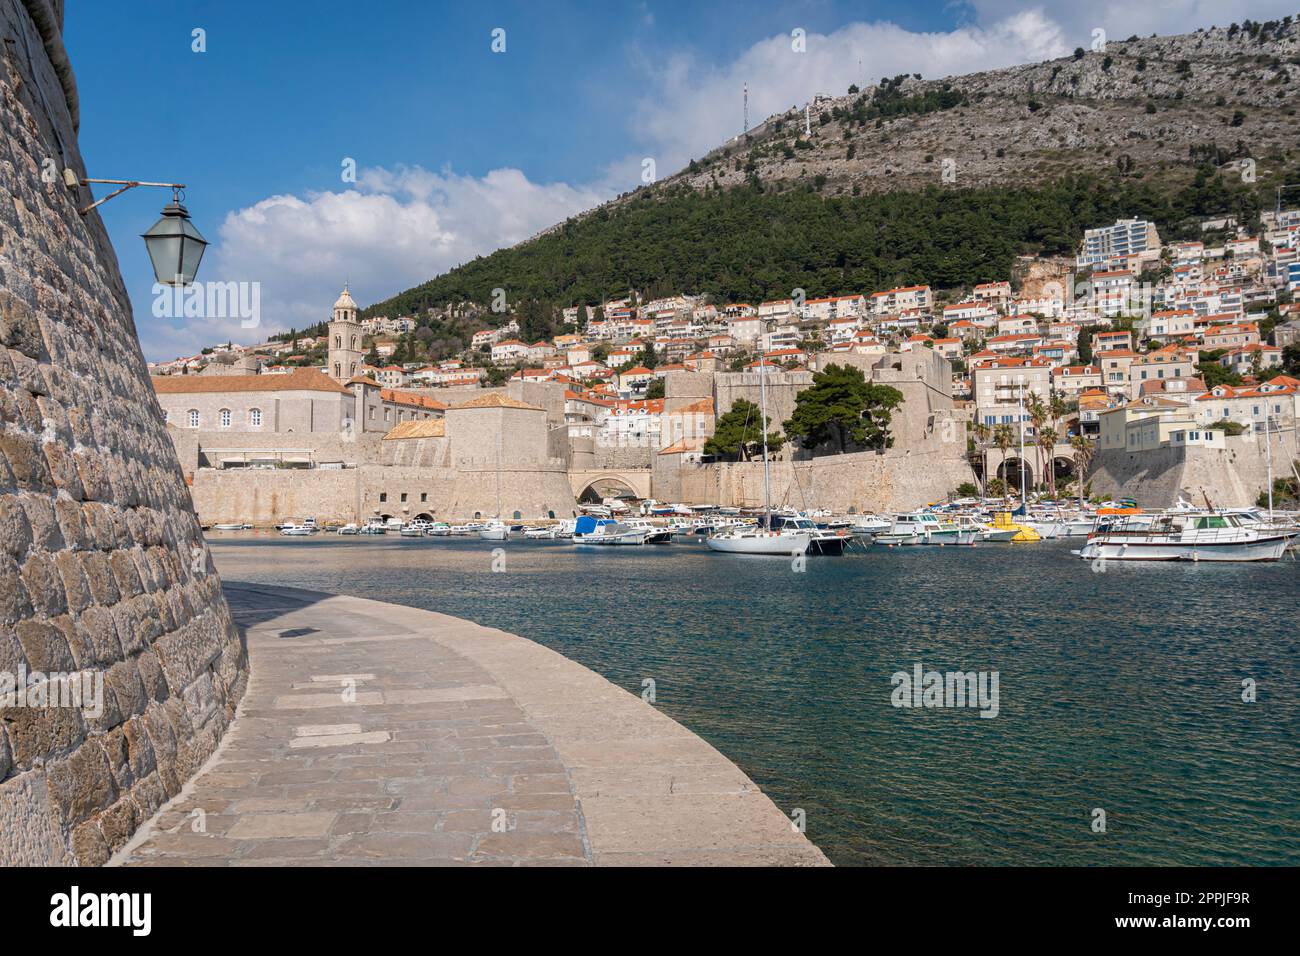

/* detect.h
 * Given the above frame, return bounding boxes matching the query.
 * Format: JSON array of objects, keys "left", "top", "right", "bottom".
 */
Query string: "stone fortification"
[{"left": 1, "top": 0, "right": 246, "bottom": 865}]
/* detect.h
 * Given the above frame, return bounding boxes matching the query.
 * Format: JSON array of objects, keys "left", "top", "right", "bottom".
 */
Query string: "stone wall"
[
  {"left": 1, "top": 0, "right": 246, "bottom": 865},
  {"left": 1089, "top": 432, "right": 1299, "bottom": 508},
  {"left": 671, "top": 444, "right": 975, "bottom": 513},
  {"left": 188, "top": 462, "right": 581, "bottom": 525}
]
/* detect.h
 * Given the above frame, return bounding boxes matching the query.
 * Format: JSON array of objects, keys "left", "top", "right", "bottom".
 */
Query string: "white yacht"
[
  {"left": 478, "top": 520, "right": 510, "bottom": 541},
  {"left": 1076, "top": 512, "right": 1295, "bottom": 562},
  {"left": 278, "top": 522, "right": 314, "bottom": 536}
]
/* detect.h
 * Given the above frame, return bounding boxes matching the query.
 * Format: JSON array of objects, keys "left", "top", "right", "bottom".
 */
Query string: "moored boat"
[{"left": 1075, "top": 511, "right": 1295, "bottom": 562}]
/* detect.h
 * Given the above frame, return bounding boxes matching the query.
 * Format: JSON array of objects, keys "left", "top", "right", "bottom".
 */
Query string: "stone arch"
[
  {"left": 996, "top": 456, "right": 1033, "bottom": 490},
  {"left": 578, "top": 477, "right": 638, "bottom": 503}
]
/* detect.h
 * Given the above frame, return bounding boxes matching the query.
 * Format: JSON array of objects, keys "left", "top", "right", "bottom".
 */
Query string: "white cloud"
[
  {"left": 964, "top": 1, "right": 1298, "bottom": 45},
  {"left": 144, "top": 167, "right": 602, "bottom": 358},
  {"left": 619, "top": 10, "right": 1071, "bottom": 177}
]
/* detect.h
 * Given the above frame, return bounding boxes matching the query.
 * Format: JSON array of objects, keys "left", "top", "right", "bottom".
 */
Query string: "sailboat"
[{"left": 707, "top": 358, "right": 810, "bottom": 556}]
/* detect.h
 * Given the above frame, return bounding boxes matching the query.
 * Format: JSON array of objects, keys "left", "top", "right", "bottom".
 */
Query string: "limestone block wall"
[
  {"left": 1, "top": 0, "right": 246, "bottom": 865},
  {"left": 1089, "top": 432, "right": 1298, "bottom": 508},
  {"left": 672, "top": 444, "right": 975, "bottom": 512},
  {"left": 188, "top": 468, "right": 363, "bottom": 526}
]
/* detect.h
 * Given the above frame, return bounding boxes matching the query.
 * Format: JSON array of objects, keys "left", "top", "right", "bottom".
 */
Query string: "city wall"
[
  {"left": 1089, "top": 432, "right": 1299, "bottom": 508},
  {"left": 1, "top": 0, "right": 246, "bottom": 865}
]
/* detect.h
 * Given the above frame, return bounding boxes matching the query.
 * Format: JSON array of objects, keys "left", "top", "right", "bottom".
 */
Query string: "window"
[
  {"left": 188, "top": 409, "right": 200, "bottom": 428},
  {"left": 379, "top": 493, "right": 387, "bottom": 503},
  {"left": 400, "top": 493, "right": 408, "bottom": 503},
  {"left": 420, "top": 493, "right": 427, "bottom": 502},
  {"left": 249, "top": 408, "right": 262, "bottom": 427},
  {"left": 219, "top": 408, "right": 232, "bottom": 428}
]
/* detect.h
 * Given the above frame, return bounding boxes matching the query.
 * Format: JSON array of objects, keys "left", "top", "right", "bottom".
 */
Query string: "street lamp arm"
[{"left": 79, "top": 179, "right": 186, "bottom": 216}]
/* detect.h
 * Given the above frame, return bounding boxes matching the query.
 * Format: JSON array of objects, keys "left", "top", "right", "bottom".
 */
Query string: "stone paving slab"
[{"left": 111, "top": 583, "right": 829, "bottom": 867}]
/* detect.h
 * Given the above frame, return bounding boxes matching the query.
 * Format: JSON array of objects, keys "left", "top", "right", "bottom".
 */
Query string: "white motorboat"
[
  {"left": 278, "top": 522, "right": 314, "bottom": 536},
  {"left": 850, "top": 513, "right": 892, "bottom": 535},
  {"left": 400, "top": 520, "right": 432, "bottom": 537},
  {"left": 951, "top": 513, "right": 1016, "bottom": 542},
  {"left": 358, "top": 519, "right": 386, "bottom": 534},
  {"left": 1075, "top": 512, "right": 1295, "bottom": 562},
  {"left": 424, "top": 522, "right": 452, "bottom": 536},
  {"left": 336, "top": 523, "right": 359, "bottom": 535},
  {"left": 211, "top": 522, "right": 251, "bottom": 531},
  {"left": 479, "top": 520, "right": 510, "bottom": 541},
  {"left": 874, "top": 512, "right": 976, "bottom": 546},
  {"left": 623, "top": 518, "right": 674, "bottom": 544}
]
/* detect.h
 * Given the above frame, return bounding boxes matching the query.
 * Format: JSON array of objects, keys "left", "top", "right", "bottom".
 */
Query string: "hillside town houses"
[{"left": 150, "top": 209, "right": 1300, "bottom": 463}]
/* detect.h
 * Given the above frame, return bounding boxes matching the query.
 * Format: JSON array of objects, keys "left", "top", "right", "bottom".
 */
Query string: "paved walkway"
[{"left": 113, "top": 583, "right": 828, "bottom": 866}]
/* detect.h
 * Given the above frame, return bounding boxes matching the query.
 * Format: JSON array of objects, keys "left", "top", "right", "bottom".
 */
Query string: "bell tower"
[{"left": 327, "top": 284, "right": 364, "bottom": 382}]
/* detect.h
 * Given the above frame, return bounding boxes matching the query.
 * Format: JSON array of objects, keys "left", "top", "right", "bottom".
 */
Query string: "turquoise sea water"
[{"left": 209, "top": 534, "right": 1300, "bottom": 866}]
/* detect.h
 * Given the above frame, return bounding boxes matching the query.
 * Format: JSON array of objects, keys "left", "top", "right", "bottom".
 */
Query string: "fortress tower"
[{"left": 328, "top": 284, "right": 364, "bottom": 381}]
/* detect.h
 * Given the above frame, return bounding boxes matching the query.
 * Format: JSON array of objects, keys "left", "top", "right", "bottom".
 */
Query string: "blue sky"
[{"left": 63, "top": 0, "right": 1296, "bottom": 360}]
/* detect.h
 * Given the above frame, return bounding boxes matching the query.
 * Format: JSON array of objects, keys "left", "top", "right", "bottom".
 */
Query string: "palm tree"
[
  {"left": 1070, "top": 434, "right": 1096, "bottom": 508},
  {"left": 972, "top": 422, "right": 991, "bottom": 495},
  {"left": 1026, "top": 395, "right": 1048, "bottom": 492},
  {"left": 992, "top": 424, "right": 1015, "bottom": 501},
  {"left": 1037, "top": 426, "right": 1059, "bottom": 497}
]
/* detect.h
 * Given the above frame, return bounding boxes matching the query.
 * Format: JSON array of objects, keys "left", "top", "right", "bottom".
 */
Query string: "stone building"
[{"left": 1, "top": 0, "right": 246, "bottom": 865}]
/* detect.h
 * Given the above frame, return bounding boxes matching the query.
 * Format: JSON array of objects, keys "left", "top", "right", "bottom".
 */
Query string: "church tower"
[{"left": 327, "top": 284, "right": 364, "bottom": 382}]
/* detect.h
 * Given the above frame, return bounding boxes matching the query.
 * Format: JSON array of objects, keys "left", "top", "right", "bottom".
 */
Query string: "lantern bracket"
[{"left": 79, "top": 179, "right": 186, "bottom": 216}]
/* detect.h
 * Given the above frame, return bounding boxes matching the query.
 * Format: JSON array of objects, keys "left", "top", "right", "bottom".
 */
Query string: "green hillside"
[{"left": 363, "top": 166, "right": 1279, "bottom": 324}]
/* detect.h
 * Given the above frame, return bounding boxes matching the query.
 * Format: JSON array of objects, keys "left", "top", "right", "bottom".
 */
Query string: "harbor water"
[{"left": 208, "top": 533, "right": 1300, "bottom": 866}]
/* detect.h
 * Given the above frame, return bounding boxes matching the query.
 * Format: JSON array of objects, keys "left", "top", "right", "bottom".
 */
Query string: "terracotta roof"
[
  {"left": 452, "top": 393, "right": 543, "bottom": 411},
  {"left": 379, "top": 388, "right": 446, "bottom": 410},
  {"left": 152, "top": 368, "right": 349, "bottom": 395},
  {"left": 671, "top": 398, "right": 715, "bottom": 414},
  {"left": 383, "top": 419, "right": 446, "bottom": 440}
]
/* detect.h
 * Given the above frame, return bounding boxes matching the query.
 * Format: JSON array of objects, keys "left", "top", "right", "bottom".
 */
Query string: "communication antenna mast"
[{"left": 743, "top": 82, "right": 749, "bottom": 134}]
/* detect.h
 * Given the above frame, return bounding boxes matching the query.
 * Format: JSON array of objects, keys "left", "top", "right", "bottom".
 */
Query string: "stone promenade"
[{"left": 112, "top": 582, "right": 829, "bottom": 866}]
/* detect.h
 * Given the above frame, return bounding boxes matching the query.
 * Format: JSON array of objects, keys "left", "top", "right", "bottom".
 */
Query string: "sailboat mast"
[
  {"left": 759, "top": 356, "right": 772, "bottom": 528},
  {"left": 1017, "top": 380, "right": 1027, "bottom": 505},
  {"left": 1265, "top": 414, "right": 1274, "bottom": 520}
]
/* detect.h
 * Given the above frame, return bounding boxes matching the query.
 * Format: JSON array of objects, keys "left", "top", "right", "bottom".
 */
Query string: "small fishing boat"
[
  {"left": 479, "top": 519, "right": 510, "bottom": 541},
  {"left": 336, "top": 523, "right": 359, "bottom": 535},
  {"left": 278, "top": 522, "right": 314, "bottom": 536},
  {"left": 424, "top": 522, "right": 453, "bottom": 536},
  {"left": 211, "top": 522, "right": 251, "bottom": 531},
  {"left": 358, "top": 518, "right": 386, "bottom": 534},
  {"left": 400, "top": 520, "right": 432, "bottom": 537}
]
